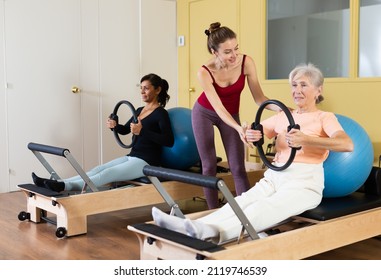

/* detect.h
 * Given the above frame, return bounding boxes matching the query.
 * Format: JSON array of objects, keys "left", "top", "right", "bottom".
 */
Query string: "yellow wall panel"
[{"left": 178, "top": 0, "right": 381, "bottom": 164}]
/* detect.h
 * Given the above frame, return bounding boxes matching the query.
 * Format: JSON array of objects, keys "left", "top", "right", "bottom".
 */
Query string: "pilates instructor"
[{"left": 192, "top": 22, "right": 280, "bottom": 209}]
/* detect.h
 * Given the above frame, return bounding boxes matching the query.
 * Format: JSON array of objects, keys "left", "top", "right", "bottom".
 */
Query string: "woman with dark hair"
[
  {"left": 32, "top": 73, "right": 174, "bottom": 192},
  {"left": 193, "top": 22, "right": 278, "bottom": 209}
]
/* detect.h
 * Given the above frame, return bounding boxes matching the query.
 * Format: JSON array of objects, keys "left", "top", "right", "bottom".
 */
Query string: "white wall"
[
  {"left": 0, "top": 1, "right": 9, "bottom": 191},
  {"left": 0, "top": 0, "right": 177, "bottom": 192},
  {"left": 140, "top": 0, "right": 178, "bottom": 109}
]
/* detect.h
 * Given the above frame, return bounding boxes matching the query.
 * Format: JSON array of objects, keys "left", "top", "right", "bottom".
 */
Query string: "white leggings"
[
  {"left": 62, "top": 156, "right": 148, "bottom": 191},
  {"left": 197, "top": 162, "right": 324, "bottom": 243}
]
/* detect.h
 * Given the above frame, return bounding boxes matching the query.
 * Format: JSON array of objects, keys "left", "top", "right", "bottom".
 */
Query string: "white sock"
[
  {"left": 152, "top": 207, "right": 187, "bottom": 235},
  {"left": 184, "top": 219, "right": 219, "bottom": 241}
]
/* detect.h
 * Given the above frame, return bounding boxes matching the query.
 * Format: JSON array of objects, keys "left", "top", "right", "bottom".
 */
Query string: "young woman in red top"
[{"left": 192, "top": 22, "right": 278, "bottom": 209}]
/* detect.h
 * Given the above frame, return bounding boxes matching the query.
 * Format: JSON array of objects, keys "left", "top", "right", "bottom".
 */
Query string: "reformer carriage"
[
  {"left": 128, "top": 165, "right": 381, "bottom": 260},
  {"left": 128, "top": 100, "right": 380, "bottom": 260}
]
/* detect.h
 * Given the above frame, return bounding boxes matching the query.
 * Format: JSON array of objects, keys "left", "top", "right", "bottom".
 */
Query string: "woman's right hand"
[
  {"left": 106, "top": 118, "right": 117, "bottom": 129},
  {"left": 244, "top": 127, "right": 263, "bottom": 148}
]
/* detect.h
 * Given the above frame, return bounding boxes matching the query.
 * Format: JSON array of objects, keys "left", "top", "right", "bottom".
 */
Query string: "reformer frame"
[
  {"left": 128, "top": 166, "right": 381, "bottom": 260},
  {"left": 17, "top": 142, "right": 265, "bottom": 238}
]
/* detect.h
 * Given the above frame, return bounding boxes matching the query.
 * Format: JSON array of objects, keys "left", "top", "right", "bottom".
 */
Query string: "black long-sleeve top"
[{"left": 114, "top": 106, "right": 174, "bottom": 166}]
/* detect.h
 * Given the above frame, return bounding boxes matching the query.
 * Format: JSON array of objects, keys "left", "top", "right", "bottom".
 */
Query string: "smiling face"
[
  {"left": 291, "top": 74, "right": 322, "bottom": 113},
  {"left": 213, "top": 38, "right": 240, "bottom": 66},
  {"left": 140, "top": 80, "right": 160, "bottom": 104}
]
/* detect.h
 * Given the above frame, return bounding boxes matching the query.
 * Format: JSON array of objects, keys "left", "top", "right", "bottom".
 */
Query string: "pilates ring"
[
  {"left": 109, "top": 100, "right": 138, "bottom": 149},
  {"left": 251, "top": 99, "right": 301, "bottom": 171}
]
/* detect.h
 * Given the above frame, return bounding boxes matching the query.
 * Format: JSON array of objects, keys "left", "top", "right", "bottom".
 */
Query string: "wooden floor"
[{"left": 1, "top": 190, "right": 381, "bottom": 260}]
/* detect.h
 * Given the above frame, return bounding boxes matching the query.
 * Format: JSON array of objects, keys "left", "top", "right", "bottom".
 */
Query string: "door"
[
  {"left": 188, "top": 0, "right": 239, "bottom": 160},
  {"left": 4, "top": 0, "right": 85, "bottom": 192}
]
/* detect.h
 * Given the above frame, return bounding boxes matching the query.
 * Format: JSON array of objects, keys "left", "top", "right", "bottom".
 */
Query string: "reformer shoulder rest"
[{"left": 300, "top": 166, "right": 381, "bottom": 221}]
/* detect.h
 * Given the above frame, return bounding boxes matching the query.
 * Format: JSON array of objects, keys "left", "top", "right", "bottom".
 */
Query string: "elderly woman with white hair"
[{"left": 152, "top": 63, "right": 354, "bottom": 243}]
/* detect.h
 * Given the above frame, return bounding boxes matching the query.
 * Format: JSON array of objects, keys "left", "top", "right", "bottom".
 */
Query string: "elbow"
[
  {"left": 258, "top": 96, "right": 268, "bottom": 106},
  {"left": 344, "top": 139, "right": 354, "bottom": 152},
  {"left": 347, "top": 142, "right": 354, "bottom": 152},
  {"left": 334, "top": 132, "right": 354, "bottom": 152}
]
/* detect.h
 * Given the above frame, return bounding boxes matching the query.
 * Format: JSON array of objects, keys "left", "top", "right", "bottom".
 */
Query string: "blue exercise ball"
[
  {"left": 323, "top": 114, "right": 373, "bottom": 197},
  {"left": 161, "top": 107, "right": 200, "bottom": 170}
]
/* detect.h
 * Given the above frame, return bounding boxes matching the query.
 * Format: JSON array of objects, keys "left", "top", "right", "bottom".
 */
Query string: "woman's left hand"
[
  {"left": 285, "top": 128, "right": 303, "bottom": 148},
  {"left": 130, "top": 117, "right": 142, "bottom": 135}
]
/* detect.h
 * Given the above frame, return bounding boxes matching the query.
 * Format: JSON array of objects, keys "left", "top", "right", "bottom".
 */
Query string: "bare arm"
[
  {"left": 286, "top": 129, "right": 354, "bottom": 152},
  {"left": 245, "top": 56, "right": 282, "bottom": 112}
]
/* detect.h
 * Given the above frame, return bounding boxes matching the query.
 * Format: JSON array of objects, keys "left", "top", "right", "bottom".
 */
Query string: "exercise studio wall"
[{"left": 177, "top": 0, "right": 381, "bottom": 165}]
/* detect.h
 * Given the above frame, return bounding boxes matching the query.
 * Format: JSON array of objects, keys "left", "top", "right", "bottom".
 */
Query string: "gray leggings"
[
  {"left": 192, "top": 102, "right": 250, "bottom": 209},
  {"left": 62, "top": 156, "right": 148, "bottom": 191}
]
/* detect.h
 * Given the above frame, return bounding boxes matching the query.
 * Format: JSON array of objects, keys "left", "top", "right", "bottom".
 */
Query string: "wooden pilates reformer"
[
  {"left": 128, "top": 165, "right": 381, "bottom": 260},
  {"left": 17, "top": 142, "right": 264, "bottom": 238}
]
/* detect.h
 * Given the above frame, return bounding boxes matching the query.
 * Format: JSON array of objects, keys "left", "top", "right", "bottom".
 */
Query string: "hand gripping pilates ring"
[
  {"left": 251, "top": 99, "right": 301, "bottom": 171},
  {"left": 109, "top": 100, "right": 138, "bottom": 149}
]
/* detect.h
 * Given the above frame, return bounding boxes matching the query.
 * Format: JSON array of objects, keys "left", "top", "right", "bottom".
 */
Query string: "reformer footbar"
[
  {"left": 128, "top": 166, "right": 262, "bottom": 260},
  {"left": 27, "top": 142, "right": 98, "bottom": 193},
  {"left": 142, "top": 165, "right": 260, "bottom": 241}
]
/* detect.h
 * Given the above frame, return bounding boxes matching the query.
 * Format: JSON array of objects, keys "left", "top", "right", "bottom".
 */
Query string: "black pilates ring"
[
  {"left": 251, "top": 99, "right": 301, "bottom": 171},
  {"left": 109, "top": 100, "right": 138, "bottom": 149}
]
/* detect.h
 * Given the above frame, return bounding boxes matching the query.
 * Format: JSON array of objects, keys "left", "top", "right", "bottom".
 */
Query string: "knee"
[{"left": 229, "top": 165, "right": 247, "bottom": 176}]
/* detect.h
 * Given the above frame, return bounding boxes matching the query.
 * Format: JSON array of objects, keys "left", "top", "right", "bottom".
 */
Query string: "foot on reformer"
[
  {"left": 44, "top": 179, "right": 65, "bottom": 192},
  {"left": 31, "top": 172, "right": 48, "bottom": 187},
  {"left": 152, "top": 207, "right": 188, "bottom": 235},
  {"left": 152, "top": 207, "right": 219, "bottom": 241},
  {"left": 184, "top": 219, "right": 219, "bottom": 241}
]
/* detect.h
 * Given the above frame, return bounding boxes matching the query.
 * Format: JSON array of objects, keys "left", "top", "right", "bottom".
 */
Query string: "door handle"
[
  {"left": 71, "top": 86, "right": 81, "bottom": 94},
  {"left": 188, "top": 87, "right": 195, "bottom": 93}
]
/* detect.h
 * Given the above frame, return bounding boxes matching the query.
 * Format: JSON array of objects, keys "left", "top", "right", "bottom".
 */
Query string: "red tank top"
[{"left": 197, "top": 55, "right": 246, "bottom": 115}]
